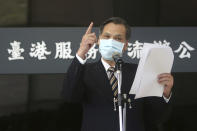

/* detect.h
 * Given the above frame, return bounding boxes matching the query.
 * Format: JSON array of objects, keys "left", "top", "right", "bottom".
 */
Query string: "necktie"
[
  {"left": 108, "top": 67, "right": 132, "bottom": 110},
  {"left": 108, "top": 67, "right": 118, "bottom": 111},
  {"left": 108, "top": 67, "right": 118, "bottom": 98}
]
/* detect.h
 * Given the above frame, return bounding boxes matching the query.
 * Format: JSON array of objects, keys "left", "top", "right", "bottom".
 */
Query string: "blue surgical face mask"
[{"left": 99, "top": 39, "right": 124, "bottom": 61}]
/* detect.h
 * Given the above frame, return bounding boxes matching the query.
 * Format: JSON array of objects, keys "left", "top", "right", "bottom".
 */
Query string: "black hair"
[{"left": 99, "top": 17, "right": 131, "bottom": 40}]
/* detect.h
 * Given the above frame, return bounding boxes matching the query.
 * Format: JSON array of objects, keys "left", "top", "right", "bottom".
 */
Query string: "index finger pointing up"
[{"left": 85, "top": 22, "right": 93, "bottom": 34}]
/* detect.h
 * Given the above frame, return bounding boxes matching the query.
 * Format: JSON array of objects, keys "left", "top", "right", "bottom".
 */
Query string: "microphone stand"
[{"left": 115, "top": 57, "right": 127, "bottom": 131}]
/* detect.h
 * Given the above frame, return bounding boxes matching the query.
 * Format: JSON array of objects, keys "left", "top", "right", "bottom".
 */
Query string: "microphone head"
[
  {"left": 112, "top": 53, "right": 123, "bottom": 71},
  {"left": 112, "top": 53, "right": 122, "bottom": 63}
]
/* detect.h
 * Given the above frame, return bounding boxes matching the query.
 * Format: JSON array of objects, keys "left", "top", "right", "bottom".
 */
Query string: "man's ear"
[{"left": 123, "top": 41, "right": 128, "bottom": 52}]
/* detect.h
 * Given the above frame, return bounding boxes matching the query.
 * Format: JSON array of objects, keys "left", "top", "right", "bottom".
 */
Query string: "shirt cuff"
[
  {"left": 76, "top": 54, "right": 87, "bottom": 65},
  {"left": 163, "top": 92, "right": 172, "bottom": 103}
]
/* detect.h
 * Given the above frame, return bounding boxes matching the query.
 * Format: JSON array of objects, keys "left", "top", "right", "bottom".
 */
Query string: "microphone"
[
  {"left": 112, "top": 53, "right": 121, "bottom": 62},
  {"left": 112, "top": 53, "right": 123, "bottom": 71}
]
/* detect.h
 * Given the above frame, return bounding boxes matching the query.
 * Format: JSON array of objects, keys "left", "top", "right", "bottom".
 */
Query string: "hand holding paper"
[
  {"left": 158, "top": 73, "right": 174, "bottom": 98},
  {"left": 129, "top": 43, "right": 174, "bottom": 99}
]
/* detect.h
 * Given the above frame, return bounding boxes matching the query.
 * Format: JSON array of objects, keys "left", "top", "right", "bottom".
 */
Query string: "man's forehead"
[
  {"left": 103, "top": 32, "right": 124, "bottom": 37},
  {"left": 102, "top": 23, "right": 126, "bottom": 36}
]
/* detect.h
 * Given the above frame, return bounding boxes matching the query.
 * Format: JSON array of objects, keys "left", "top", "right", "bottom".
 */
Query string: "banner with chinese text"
[{"left": 0, "top": 27, "right": 196, "bottom": 74}]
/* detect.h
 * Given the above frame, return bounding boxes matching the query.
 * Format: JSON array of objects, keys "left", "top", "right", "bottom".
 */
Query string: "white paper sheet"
[{"left": 129, "top": 43, "right": 174, "bottom": 99}]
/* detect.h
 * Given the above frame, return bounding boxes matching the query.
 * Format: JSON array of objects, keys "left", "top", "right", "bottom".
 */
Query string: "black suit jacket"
[{"left": 63, "top": 57, "right": 170, "bottom": 131}]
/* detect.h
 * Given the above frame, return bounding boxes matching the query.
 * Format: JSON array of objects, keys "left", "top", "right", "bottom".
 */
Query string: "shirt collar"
[{"left": 101, "top": 58, "right": 115, "bottom": 72}]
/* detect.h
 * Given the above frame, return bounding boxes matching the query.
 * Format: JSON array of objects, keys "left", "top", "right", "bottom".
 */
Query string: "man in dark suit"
[{"left": 63, "top": 17, "right": 174, "bottom": 131}]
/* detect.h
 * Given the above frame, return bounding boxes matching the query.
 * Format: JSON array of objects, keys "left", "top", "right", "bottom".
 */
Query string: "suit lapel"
[
  {"left": 94, "top": 60, "right": 113, "bottom": 102},
  {"left": 122, "top": 63, "right": 129, "bottom": 94},
  {"left": 121, "top": 63, "right": 134, "bottom": 95}
]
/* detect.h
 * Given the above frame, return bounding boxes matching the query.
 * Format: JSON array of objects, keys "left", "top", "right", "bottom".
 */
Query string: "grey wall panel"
[
  {"left": 30, "top": 74, "right": 64, "bottom": 101},
  {"left": 0, "top": 75, "right": 28, "bottom": 115},
  {"left": 114, "top": 0, "right": 159, "bottom": 26},
  {"left": 30, "top": 0, "right": 113, "bottom": 26},
  {"left": 28, "top": 74, "right": 64, "bottom": 111},
  {"left": 160, "top": 0, "right": 197, "bottom": 26}
]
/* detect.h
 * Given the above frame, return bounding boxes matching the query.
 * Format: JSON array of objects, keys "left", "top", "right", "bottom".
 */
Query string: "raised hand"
[{"left": 77, "top": 22, "right": 97, "bottom": 59}]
